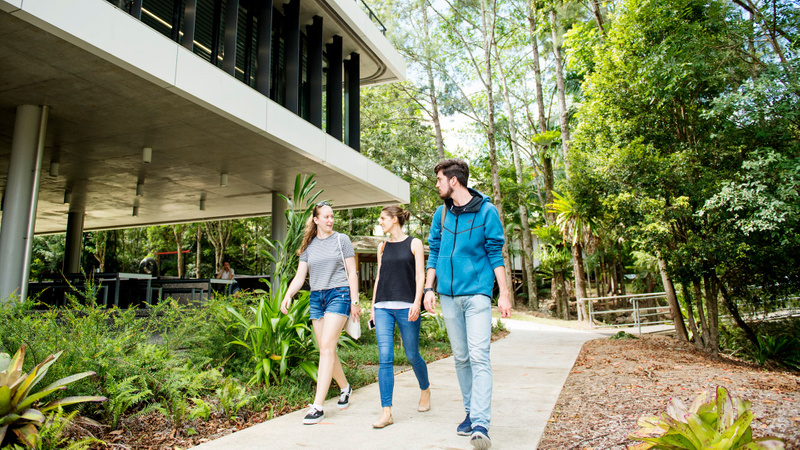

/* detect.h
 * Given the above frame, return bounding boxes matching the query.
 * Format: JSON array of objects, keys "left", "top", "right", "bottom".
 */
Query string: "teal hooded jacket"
[{"left": 426, "top": 189, "right": 506, "bottom": 298}]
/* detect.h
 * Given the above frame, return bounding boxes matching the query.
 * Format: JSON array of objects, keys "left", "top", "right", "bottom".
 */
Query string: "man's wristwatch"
[{"left": 423, "top": 288, "right": 434, "bottom": 295}]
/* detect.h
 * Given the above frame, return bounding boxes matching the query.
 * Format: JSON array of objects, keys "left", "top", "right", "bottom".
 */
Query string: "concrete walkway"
[{"left": 192, "top": 319, "right": 605, "bottom": 449}]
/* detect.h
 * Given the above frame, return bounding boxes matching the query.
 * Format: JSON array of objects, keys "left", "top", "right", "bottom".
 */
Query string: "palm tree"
[{"left": 548, "top": 190, "right": 596, "bottom": 322}]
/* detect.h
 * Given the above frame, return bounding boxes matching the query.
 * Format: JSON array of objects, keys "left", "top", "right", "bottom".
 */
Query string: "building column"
[
  {"left": 307, "top": 16, "right": 323, "bottom": 128},
  {"left": 63, "top": 209, "right": 85, "bottom": 274},
  {"left": 182, "top": 0, "right": 198, "bottom": 50},
  {"left": 270, "top": 191, "right": 288, "bottom": 289},
  {"left": 0, "top": 105, "right": 46, "bottom": 303},
  {"left": 283, "top": 0, "right": 301, "bottom": 114},
  {"left": 326, "top": 36, "right": 343, "bottom": 140},
  {"left": 344, "top": 52, "right": 360, "bottom": 152},
  {"left": 223, "top": 0, "right": 240, "bottom": 75},
  {"left": 255, "top": 0, "right": 274, "bottom": 97}
]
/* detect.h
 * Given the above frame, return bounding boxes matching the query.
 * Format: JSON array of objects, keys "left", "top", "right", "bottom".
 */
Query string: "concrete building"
[{"left": 0, "top": 0, "right": 409, "bottom": 300}]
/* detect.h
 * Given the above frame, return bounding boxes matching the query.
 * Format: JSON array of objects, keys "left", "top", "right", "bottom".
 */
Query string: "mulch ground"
[{"left": 537, "top": 335, "right": 800, "bottom": 450}]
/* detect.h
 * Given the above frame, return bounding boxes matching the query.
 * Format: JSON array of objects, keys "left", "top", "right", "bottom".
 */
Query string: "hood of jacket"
[{"left": 443, "top": 188, "right": 490, "bottom": 214}]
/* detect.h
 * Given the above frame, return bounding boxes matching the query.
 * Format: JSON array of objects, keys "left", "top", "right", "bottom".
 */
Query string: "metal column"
[
  {"left": 283, "top": 0, "right": 301, "bottom": 114},
  {"left": 270, "top": 191, "right": 288, "bottom": 290},
  {"left": 326, "top": 36, "right": 343, "bottom": 140},
  {"left": 0, "top": 105, "right": 45, "bottom": 303},
  {"left": 344, "top": 52, "right": 360, "bottom": 152},
  {"left": 306, "top": 16, "right": 323, "bottom": 128},
  {"left": 223, "top": 0, "right": 240, "bottom": 76},
  {"left": 255, "top": 0, "right": 274, "bottom": 97},
  {"left": 182, "top": 0, "right": 198, "bottom": 50},
  {"left": 63, "top": 209, "right": 86, "bottom": 274}
]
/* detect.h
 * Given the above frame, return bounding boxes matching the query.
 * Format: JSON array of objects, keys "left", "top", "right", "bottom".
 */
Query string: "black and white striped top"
[{"left": 300, "top": 232, "right": 355, "bottom": 291}]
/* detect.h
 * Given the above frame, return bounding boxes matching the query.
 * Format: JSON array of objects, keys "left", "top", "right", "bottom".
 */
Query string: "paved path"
[{"left": 192, "top": 319, "right": 605, "bottom": 449}]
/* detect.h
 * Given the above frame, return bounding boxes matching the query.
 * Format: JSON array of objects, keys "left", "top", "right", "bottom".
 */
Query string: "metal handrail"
[
  {"left": 358, "top": 0, "right": 387, "bottom": 35},
  {"left": 581, "top": 292, "right": 671, "bottom": 335}
]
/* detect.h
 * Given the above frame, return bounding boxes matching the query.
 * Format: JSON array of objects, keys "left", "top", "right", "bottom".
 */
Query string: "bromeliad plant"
[
  {"left": 0, "top": 344, "right": 106, "bottom": 448},
  {"left": 628, "top": 386, "right": 785, "bottom": 449}
]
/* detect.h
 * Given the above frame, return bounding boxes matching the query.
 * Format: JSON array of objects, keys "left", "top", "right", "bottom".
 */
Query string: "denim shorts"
[{"left": 309, "top": 287, "right": 351, "bottom": 320}]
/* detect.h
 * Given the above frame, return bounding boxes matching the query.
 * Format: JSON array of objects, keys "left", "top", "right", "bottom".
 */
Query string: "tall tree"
[{"left": 204, "top": 220, "right": 234, "bottom": 273}]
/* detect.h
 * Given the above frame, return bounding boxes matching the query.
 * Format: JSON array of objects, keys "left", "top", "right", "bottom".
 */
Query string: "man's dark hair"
[{"left": 434, "top": 159, "right": 469, "bottom": 187}]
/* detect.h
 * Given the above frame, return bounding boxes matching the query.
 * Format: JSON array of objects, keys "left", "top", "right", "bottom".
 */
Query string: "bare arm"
[
  {"left": 494, "top": 266, "right": 511, "bottom": 318},
  {"left": 423, "top": 267, "right": 437, "bottom": 313},
  {"left": 345, "top": 256, "right": 361, "bottom": 320},
  {"left": 409, "top": 238, "right": 425, "bottom": 321},
  {"left": 370, "top": 242, "right": 384, "bottom": 321},
  {"left": 280, "top": 261, "right": 309, "bottom": 314}
]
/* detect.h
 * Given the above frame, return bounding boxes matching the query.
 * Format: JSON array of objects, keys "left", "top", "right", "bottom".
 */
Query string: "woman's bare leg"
[{"left": 312, "top": 313, "right": 349, "bottom": 407}]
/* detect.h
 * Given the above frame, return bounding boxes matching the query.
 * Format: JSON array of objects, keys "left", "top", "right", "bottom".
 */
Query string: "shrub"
[{"left": 628, "top": 386, "right": 785, "bottom": 449}]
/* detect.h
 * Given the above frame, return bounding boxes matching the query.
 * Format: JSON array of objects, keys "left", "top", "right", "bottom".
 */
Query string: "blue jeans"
[
  {"left": 439, "top": 294, "right": 493, "bottom": 430},
  {"left": 375, "top": 307, "right": 430, "bottom": 407}
]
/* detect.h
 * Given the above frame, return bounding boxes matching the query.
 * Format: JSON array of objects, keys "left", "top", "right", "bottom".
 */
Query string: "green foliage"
[
  {"left": 421, "top": 312, "right": 448, "bottom": 343},
  {"left": 104, "top": 376, "right": 151, "bottom": 429},
  {"left": 0, "top": 345, "right": 106, "bottom": 448},
  {"left": 25, "top": 410, "right": 103, "bottom": 450},
  {"left": 609, "top": 331, "right": 638, "bottom": 340},
  {"left": 753, "top": 335, "right": 800, "bottom": 371},
  {"left": 628, "top": 386, "right": 785, "bottom": 449},
  {"left": 216, "top": 377, "right": 256, "bottom": 419},
  {"left": 226, "top": 290, "right": 318, "bottom": 386},
  {"left": 719, "top": 318, "right": 800, "bottom": 371},
  {"left": 492, "top": 318, "right": 507, "bottom": 334}
]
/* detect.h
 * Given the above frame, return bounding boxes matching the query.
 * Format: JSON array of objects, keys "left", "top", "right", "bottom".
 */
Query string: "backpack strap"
[{"left": 440, "top": 205, "right": 447, "bottom": 236}]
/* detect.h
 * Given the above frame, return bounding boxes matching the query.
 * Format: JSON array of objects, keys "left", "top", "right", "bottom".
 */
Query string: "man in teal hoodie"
[{"left": 423, "top": 159, "right": 511, "bottom": 450}]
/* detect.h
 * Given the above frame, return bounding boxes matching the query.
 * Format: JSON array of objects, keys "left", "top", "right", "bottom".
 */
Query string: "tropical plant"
[
  {"left": 226, "top": 290, "right": 318, "bottom": 385},
  {"left": 421, "top": 312, "right": 448, "bottom": 343},
  {"left": 0, "top": 345, "right": 106, "bottom": 448},
  {"left": 261, "top": 173, "right": 323, "bottom": 286},
  {"left": 628, "top": 386, "right": 785, "bottom": 449}
]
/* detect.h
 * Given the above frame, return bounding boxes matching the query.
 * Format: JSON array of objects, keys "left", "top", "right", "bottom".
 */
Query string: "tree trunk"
[
  {"left": 572, "top": 243, "right": 589, "bottom": 322},
  {"left": 479, "top": 0, "right": 513, "bottom": 302},
  {"left": 172, "top": 225, "right": 186, "bottom": 278},
  {"left": 714, "top": 273, "right": 759, "bottom": 348},
  {"left": 657, "top": 257, "right": 688, "bottom": 342},
  {"left": 703, "top": 274, "right": 720, "bottom": 356},
  {"left": 693, "top": 279, "right": 713, "bottom": 352},
  {"left": 421, "top": 2, "right": 445, "bottom": 159},
  {"left": 528, "top": 4, "right": 556, "bottom": 226},
  {"left": 549, "top": 7, "right": 571, "bottom": 178},
  {"left": 680, "top": 283, "right": 704, "bottom": 351},
  {"left": 588, "top": 0, "right": 606, "bottom": 37},
  {"left": 205, "top": 220, "right": 233, "bottom": 273},
  {"left": 553, "top": 268, "right": 568, "bottom": 320},
  {"left": 494, "top": 41, "right": 538, "bottom": 308},
  {"left": 195, "top": 227, "right": 203, "bottom": 278}
]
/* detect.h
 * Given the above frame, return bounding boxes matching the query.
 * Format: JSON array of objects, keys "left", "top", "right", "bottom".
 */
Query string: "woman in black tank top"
[{"left": 369, "top": 205, "right": 431, "bottom": 429}]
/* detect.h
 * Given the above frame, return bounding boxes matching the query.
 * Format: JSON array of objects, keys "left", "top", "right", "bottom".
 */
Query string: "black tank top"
[{"left": 375, "top": 237, "right": 416, "bottom": 304}]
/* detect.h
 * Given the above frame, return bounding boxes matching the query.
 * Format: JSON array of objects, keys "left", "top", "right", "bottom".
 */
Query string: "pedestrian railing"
[{"left": 580, "top": 292, "right": 671, "bottom": 335}]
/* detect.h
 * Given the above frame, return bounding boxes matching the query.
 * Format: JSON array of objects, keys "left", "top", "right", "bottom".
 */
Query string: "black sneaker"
[
  {"left": 470, "top": 425, "right": 491, "bottom": 449},
  {"left": 303, "top": 405, "right": 324, "bottom": 424},
  {"left": 337, "top": 385, "right": 352, "bottom": 410},
  {"left": 457, "top": 414, "right": 472, "bottom": 436}
]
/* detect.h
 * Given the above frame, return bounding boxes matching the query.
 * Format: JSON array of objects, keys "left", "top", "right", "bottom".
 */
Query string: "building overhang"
[{"left": 0, "top": 0, "right": 410, "bottom": 234}]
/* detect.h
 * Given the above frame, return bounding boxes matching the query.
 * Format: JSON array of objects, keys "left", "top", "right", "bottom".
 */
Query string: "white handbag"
[{"left": 338, "top": 234, "right": 361, "bottom": 339}]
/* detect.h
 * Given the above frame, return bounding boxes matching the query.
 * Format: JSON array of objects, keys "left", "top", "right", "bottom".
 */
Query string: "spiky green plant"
[
  {"left": 0, "top": 345, "right": 106, "bottom": 448},
  {"left": 629, "top": 386, "right": 785, "bottom": 449}
]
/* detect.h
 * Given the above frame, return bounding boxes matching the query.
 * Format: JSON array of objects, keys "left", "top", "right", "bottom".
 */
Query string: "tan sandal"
[
  {"left": 372, "top": 416, "right": 394, "bottom": 428},
  {"left": 418, "top": 388, "right": 431, "bottom": 412}
]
